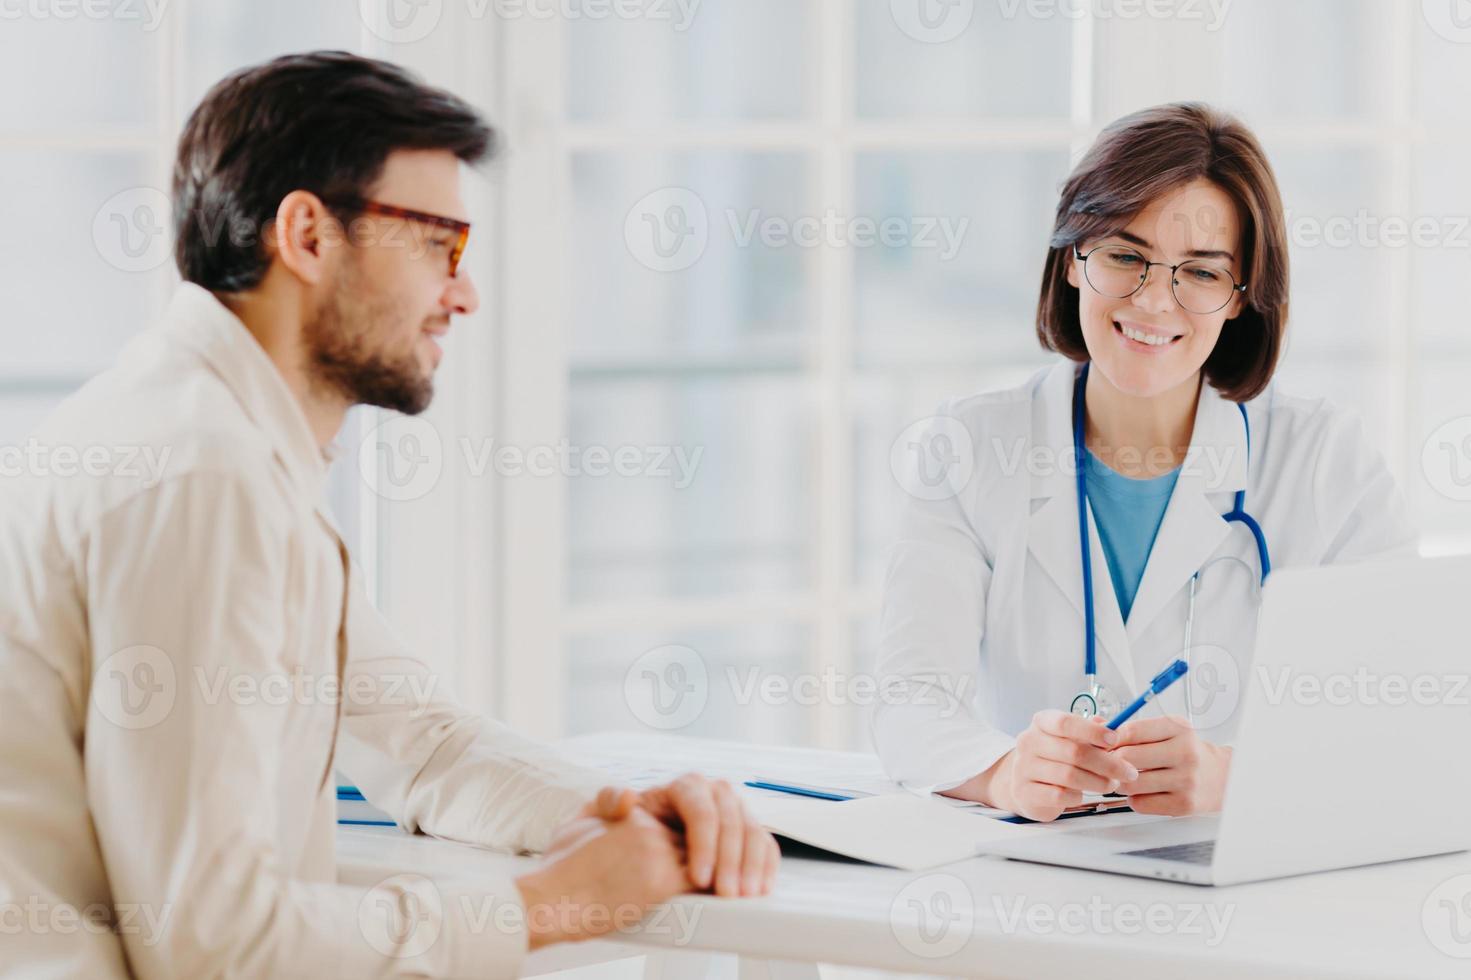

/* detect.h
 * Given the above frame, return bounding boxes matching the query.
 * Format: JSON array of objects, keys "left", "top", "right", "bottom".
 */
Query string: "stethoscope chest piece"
[
  {"left": 1069, "top": 682, "right": 1119, "bottom": 720},
  {"left": 1069, "top": 691, "right": 1099, "bottom": 718}
]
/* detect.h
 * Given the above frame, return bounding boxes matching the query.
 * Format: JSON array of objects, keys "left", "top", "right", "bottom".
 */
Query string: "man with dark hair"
[{"left": 0, "top": 51, "right": 777, "bottom": 978}]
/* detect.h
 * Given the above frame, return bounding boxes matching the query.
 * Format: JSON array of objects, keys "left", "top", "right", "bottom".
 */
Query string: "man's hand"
[
  {"left": 627, "top": 773, "right": 779, "bottom": 898},
  {"left": 1112, "top": 715, "right": 1232, "bottom": 816},
  {"left": 516, "top": 788, "right": 688, "bottom": 950}
]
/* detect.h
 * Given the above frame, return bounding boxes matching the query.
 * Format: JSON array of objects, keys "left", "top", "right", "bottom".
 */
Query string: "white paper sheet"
[{"left": 747, "top": 792, "right": 1041, "bottom": 871}]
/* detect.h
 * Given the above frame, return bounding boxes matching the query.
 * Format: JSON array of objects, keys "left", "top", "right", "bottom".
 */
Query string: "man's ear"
[{"left": 271, "top": 190, "right": 342, "bottom": 286}]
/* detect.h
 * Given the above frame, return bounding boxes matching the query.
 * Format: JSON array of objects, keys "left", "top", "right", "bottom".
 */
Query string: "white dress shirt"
[{"left": 0, "top": 283, "right": 609, "bottom": 978}]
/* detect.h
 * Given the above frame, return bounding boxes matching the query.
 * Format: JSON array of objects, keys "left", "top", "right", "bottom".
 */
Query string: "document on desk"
[{"left": 746, "top": 791, "right": 1045, "bottom": 871}]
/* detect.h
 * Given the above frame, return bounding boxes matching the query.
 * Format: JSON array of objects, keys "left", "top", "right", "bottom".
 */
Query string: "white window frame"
[
  {"left": 481, "top": 2, "right": 1103, "bottom": 744},
  {"left": 19, "top": 3, "right": 1445, "bottom": 746},
  {"left": 474, "top": 1, "right": 1458, "bottom": 745}
]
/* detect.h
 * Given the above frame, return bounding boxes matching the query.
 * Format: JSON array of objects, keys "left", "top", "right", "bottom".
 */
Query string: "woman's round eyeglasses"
[{"left": 1073, "top": 243, "right": 1246, "bottom": 315}]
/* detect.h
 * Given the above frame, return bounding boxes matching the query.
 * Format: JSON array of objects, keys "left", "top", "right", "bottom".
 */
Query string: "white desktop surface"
[{"left": 336, "top": 734, "right": 1471, "bottom": 979}]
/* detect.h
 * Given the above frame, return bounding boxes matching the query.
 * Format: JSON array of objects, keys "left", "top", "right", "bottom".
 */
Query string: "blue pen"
[
  {"left": 1106, "top": 659, "right": 1189, "bottom": 730},
  {"left": 743, "top": 780, "right": 856, "bottom": 802}
]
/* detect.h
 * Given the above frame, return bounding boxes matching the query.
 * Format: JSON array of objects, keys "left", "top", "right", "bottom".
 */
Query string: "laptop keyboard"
[{"left": 1121, "top": 840, "right": 1217, "bottom": 865}]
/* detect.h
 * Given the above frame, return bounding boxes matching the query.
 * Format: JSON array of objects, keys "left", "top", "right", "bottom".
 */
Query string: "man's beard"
[{"left": 303, "top": 261, "right": 434, "bottom": 415}]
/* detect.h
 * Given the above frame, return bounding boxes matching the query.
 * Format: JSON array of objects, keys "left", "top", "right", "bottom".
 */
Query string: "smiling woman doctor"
[{"left": 873, "top": 103, "right": 1417, "bottom": 823}]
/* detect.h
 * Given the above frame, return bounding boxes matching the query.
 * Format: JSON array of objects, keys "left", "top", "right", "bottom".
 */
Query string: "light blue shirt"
[{"left": 1084, "top": 450, "right": 1180, "bottom": 622}]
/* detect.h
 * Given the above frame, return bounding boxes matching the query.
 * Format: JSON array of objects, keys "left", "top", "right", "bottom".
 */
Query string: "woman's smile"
[{"left": 1113, "top": 317, "right": 1184, "bottom": 352}]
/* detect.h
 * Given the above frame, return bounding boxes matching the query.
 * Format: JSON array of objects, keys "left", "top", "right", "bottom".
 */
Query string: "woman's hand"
[
  {"left": 964, "top": 710, "right": 1140, "bottom": 822},
  {"left": 1112, "top": 716, "right": 1232, "bottom": 816}
]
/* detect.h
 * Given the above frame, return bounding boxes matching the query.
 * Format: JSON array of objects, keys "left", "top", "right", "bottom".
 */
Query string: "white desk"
[{"left": 336, "top": 734, "right": 1471, "bottom": 979}]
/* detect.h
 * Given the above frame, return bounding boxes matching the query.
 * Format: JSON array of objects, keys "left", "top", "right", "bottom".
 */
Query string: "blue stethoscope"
[{"left": 1069, "top": 361, "right": 1272, "bottom": 720}]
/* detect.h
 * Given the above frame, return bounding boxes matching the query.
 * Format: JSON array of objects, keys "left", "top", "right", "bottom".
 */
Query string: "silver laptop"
[{"left": 977, "top": 554, "right": 1471, "bottom": 886}]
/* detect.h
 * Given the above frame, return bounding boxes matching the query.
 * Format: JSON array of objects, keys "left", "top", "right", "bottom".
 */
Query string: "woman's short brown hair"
[{"left": 1035, "top": 102, "right": 1289, "bottom": 402}]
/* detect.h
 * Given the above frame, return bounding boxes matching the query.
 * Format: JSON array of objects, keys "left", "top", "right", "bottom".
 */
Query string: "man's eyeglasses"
[
  {"left": 1073, "top": 243, "right": 1246, "bottom": 315},
  {"left": 326, "top": 196, "right": 471, "bottom": 278}
]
